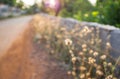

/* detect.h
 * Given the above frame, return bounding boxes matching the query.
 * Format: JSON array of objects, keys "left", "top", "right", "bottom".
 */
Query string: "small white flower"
[
  {"left": 88, "top": 57, "right": 96, "bottom": 64},
  {"left": 82, "top": 44, "right": 87, "bottom": 48},
  {"left": 67, "top": 71, "right": 71, "bottom": 75},
  {"left": 106, "top": 42, "right": 111, "bottom": 47},
  {"left": 100, "top": 55, "right": 106, "bottom": 60},
  {"left": 108, "top": 63, "right": 112, "bottom": 66},
  {"left": 79, "top": 66, "right": 86, "bottom": 71},
  {"left": 105, "top": 75, "right": 113, "bottom": 79},
  {"left": 89, "top": 50, "right": 93, "bottom": 54},
  {"left": 72, "top": 57, "right": 77, "bottom": 63},
  {"left": 96, "top": 70, "right": 103, "bottom": 76},
  {"left": 79, "top": 52, "right": 84, "bottom": 56},
  {"left": 103, "top": 62, "right": 107, "bottom": 65},
  {"left": 79, "top": 74, "right": 85, "bottom": 79},
  {"left": 93, "top": 52, "right": 99, "bottom": 57},
  {"left": 64, "top": 39, "right": 72, "bottom": 46}
]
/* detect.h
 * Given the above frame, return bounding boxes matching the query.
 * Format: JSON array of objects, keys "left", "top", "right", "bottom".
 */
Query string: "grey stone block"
[
  {"left": 110, "top": 30, "right": 120, "bottom": 58},
  {"left": 38, "top": 13, "right": 120, "bottom": 59}
]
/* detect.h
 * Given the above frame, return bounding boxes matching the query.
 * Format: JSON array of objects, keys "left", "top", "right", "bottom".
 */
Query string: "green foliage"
[
  {"left": 96, "top": 0, "right": 120, "bottom": 27},
  {"left": 60, "top": 0, "right": 94, "bottom": 20},
  {"left": 25, "top": 4, "right": 40, "bottom": 14},
  {"left": 0, "top": 0, "right": 16, "bottom": 6},
  {"left": 16, "top": 0, "right": 24, "bottom": 9},
  {"left": 59, "top": 0, "right": 120, "bottom": 28}
]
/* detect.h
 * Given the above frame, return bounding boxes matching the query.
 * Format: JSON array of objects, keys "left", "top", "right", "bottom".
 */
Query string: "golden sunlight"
[
  {"left": 20, "top": 0, "right": 96, "bottom": 6},
  {"left": 21, "top": 0, "right": 42, "bottom": 6}
]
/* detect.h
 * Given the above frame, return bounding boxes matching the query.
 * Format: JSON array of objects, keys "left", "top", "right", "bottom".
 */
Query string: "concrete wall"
[{"left": 35, "top": 13, "right": 120, "bottom": 59}]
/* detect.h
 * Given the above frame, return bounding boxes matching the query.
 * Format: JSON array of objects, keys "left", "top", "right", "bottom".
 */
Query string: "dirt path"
[
  {"left": 0, "top": 15, "right": 33, "bottom": 57},
  {"left": 29, "top": 42, "right": 73, "bottom": 79},
  {"left": 0, "top": 16, "right": 73, "bottom": 79}
]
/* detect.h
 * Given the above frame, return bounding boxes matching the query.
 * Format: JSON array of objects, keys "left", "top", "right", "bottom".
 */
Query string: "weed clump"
[{"left": 33, "top": 20, "right": 120, "bottom": 79}]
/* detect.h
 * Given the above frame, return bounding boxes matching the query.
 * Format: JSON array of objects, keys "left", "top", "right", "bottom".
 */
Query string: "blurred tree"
[
  {"left": 26, "top": 3, "right": 40, "bottom": 14},
  {"left": 16, "top": 0, "right": 24, "bottom": 9},
  {"left": 96, "top": 0, "right": 120, "bottom": 27},
  {"left": 0, "top": 0, "right": 16, "bottom": 6},
  {"left": 60, "top": 0, "right": 94, "bottom": 20},
  {"left": 40, "top": 0, "right": 120, "bottom": 28}
]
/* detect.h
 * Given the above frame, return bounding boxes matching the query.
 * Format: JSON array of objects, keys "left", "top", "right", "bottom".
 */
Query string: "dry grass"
[{"left": 32, "top": 17, "right": 120, "bottom": 79}]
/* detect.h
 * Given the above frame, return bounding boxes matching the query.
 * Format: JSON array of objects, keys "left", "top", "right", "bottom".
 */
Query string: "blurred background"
[{"left": 0, "top": 0, "right": 120, "bottom": 28}]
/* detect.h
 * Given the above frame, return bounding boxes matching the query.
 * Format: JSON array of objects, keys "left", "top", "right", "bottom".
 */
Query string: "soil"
[
  {"left": 29, "top": 41, "right": 73, "bottom": 79},
  {"left": 0, "top": 15, "right": 73, "bottom": 79}
]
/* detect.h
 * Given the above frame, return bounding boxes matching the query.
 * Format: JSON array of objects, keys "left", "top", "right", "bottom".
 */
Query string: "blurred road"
[
  {"left": 0, "top": 16, "right": 32, "bottom": 27},
  {"left": 0, "top": 15, "right": 33, "bottom": 56}
]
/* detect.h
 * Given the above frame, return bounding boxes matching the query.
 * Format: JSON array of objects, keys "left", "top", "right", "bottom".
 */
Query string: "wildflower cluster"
[
  {"left": 33, "top": 19, "right": 120, "bottom": 79},
  {"left": 63, "top": 27, "right": 119, "bottom": 79}
]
